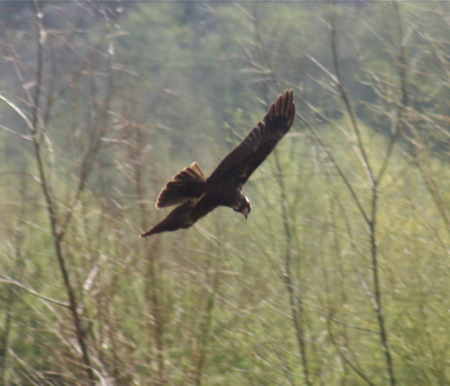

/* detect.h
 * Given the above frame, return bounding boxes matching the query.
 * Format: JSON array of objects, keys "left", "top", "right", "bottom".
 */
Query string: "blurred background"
[{"left": 0, "top": 1, "right": 448, "bottom": 384}]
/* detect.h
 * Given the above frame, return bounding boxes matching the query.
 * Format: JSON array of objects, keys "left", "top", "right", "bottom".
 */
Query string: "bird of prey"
[{"left": 140, "top": 89, "right": 295, "bottom": 238}]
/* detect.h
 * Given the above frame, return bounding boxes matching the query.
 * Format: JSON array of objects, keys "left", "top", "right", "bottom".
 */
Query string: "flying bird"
[{"left": 140, "top": 89, "right": 295, "bottom": 237}]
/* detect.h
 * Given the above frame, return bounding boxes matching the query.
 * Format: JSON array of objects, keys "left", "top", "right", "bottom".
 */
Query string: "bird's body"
[{"left": 140, "top": 89, "right": 295, "bottom": 238}]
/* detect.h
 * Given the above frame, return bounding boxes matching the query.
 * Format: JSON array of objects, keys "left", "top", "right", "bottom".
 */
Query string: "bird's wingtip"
[{"left": 139, "top": 230, "right": 151, "bottom": 238}]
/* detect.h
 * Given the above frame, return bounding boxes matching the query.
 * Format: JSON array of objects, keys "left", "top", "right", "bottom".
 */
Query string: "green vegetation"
[{"left": 0, "top": 1, "right": 448, "bottom": 384}]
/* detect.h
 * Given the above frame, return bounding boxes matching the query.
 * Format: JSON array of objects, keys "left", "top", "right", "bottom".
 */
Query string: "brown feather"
[
  {"left": 156, "top": 162, "right": 207, "bottom": 208},
  {"left": 207, "top": 89, "right": 295, "bottom": 186}
]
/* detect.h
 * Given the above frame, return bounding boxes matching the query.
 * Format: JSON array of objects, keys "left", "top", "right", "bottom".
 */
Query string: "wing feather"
[
  {"left": 207, "top": 90, "right": 295, "bottom": 186},
  {"left": 140, "top": 195, "right": 217, "bottom": 237},
  {"left": 156, "top": 162, "right": 207, "bottom": 208}
]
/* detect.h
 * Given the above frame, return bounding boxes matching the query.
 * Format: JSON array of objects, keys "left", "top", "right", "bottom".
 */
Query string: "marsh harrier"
[{"left": 140, "top": 90, "right": 295, "bottom": 237}]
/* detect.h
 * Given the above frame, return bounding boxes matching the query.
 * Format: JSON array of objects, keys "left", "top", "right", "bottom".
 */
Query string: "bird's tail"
[{"left": 155, "top": 162, "right": 207, "bottom": 208}]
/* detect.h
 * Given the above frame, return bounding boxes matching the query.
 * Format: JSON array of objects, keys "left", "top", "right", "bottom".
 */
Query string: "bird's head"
[{"left": 234, "top": 196, "right": 251, "bottom": 219}]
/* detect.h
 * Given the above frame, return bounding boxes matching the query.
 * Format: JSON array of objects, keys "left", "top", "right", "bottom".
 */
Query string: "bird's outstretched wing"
[
  {"left": 139, "top": 196, "right": 217, "bottom": 237},
  {"left": 156, "top": 162, "right": 207, "bottom": 208},
  {"left": 207, "top": 89, "right": 295, "bottom": 187}
]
